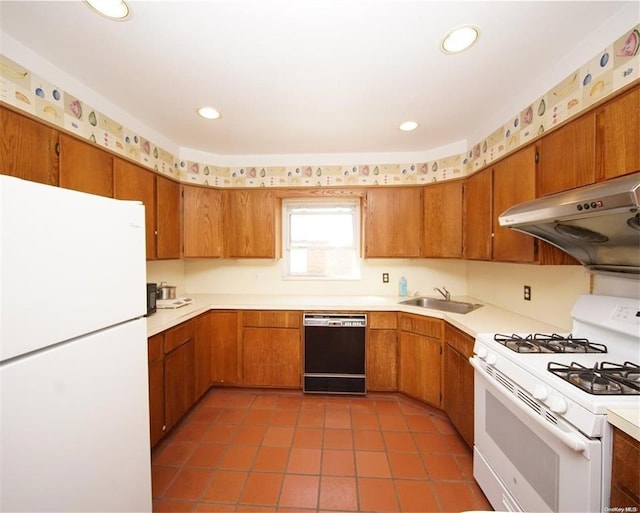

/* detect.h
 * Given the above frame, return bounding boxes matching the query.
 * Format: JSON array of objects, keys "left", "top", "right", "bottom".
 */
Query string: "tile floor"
[{"left": 151, "top": 388, "right": 493, "bottom": 512}]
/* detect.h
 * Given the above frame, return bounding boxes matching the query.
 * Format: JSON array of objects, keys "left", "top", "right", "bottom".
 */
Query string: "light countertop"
[
  {"left": 607, "top": 407, "right": 640, "bottom": 442},
  {"left": 146, "top": 293, "right": 564, "bottom": 338}
]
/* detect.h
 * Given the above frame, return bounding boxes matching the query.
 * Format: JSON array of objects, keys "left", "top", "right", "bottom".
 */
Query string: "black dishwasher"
[{"left": 303, "top": 313, "right": 367, "bottom": 394}]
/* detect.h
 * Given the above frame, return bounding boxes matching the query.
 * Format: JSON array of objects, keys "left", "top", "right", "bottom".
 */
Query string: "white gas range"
[{"left": 471, "top": 294, "right": 639, "bottom": 513}]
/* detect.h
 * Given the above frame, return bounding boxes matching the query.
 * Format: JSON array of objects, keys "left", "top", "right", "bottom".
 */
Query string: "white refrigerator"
[{"left": 0, "top": 175, "right": 152, "bottom": 512}]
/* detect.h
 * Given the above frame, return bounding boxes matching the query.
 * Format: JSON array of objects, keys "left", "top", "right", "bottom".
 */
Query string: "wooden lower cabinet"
[
  {"left": 194, "top": 313, "right": 213, "bottom": 399},
  {"left": 398, "top": 314, "right": 443, "bottom": 407},
  {"left": 164, "top": 339, "right": 195, "bottom": 432},
  {"left": 210, "top": 311, "right": 240, "bottom": 385},
  {"left": 610, "top": 426, "right": 640, "bottom": 510},
  {"left": 147, "top": 334, "right": 165, "bottom": 447},
  {"left": 443, "top": 325, "right": 474, "bottom": 448},
  {"left": 367, "top": 312, "right": 398, "bottom": 391}
]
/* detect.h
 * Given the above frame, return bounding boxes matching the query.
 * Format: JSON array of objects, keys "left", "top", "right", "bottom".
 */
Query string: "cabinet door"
[
  {"left": 398, "top": 331, "right": 441, "bottom": 407},
  {"left": 539, "top": 112, "right": 595, "bottom": 196},
  {"left": 210, "top": 311, "right": 239, "bottom": 384},
  {"left": 59, "top": 133, "right": 113, "bottom": 197},
  {"left": 224, "top": 189, "right": 279, "bottom": 258},
  {"left": 194, "top": 313, "right": 212, "bottom": 400},
  {"left": 364, "top": 187, "right": 422, "bottom": 257},
  {"left": 156, "top": 175, "right": 181, "bottom": 259},
  {"left": 114, "top": 159, "right": 157, "bottom": 259},
  {"left": 164, "top": 340, "right": 195, "bottom": 431},
  {"left": 367, "top": 329, "right": 397, "bottom": 391},
  {"left": 610, "top": 427, "right": 640, "bottom": 510},
  {"left": 422, "top": 180, "right": 462, "bottom": 258},
  {"left": 492, "top": 145, "right": 537, "bottom": 263},
  {"left": 443, "top": 343, "right": 474, "bottom": 448},
  {"left": 183, "top": 185, "right": 223, "bottom": 258},
  {"left": 596, "top": 86, "right": 640, "bottom": 181},
  {"left": 147, "top": 334, "right": 165, "bottom": 447},
  {"left": 463, "top": 168, "right": 492, "bottom": 260},
  {"left": 242, "top": 328, "right": 301, "bottom": 387},
  {"left": 1, "top": 107, "right": 59, "bottom": 186}
]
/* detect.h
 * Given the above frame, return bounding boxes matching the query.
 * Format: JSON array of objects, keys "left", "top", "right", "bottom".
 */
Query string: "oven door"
[{"left": 471, "top": 358, "right": 602, "bottom": 513}]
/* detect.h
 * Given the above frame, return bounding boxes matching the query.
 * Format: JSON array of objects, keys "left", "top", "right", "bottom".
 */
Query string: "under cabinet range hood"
[{"left": 499, "top": 172, "right": 640, "bottom": 278}]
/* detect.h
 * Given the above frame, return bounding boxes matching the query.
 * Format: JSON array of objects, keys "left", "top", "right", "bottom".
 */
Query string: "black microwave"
[{"left": 146, "top": 283, "right": 157, "bottom": 315}]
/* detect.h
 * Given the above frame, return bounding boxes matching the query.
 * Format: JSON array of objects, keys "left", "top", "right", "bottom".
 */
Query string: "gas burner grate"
[
  {"left": 548, "top": 361, "right": 640, "bottom": 395},
  {"left": 494, "top": 333, "right": 607, "bottom": 354}
]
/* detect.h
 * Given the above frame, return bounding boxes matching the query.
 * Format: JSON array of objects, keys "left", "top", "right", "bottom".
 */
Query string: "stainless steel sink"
[{"left": 399, "top": 296, "right": 483, "bottom": 314}]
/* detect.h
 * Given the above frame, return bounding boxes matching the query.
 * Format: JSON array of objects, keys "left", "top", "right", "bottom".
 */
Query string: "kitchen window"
[{"left": 282, "top": 198, "right": 360, "bottom": 279}]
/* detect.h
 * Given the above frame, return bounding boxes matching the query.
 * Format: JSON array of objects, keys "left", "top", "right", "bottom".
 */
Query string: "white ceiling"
[{"left": 0, "top": 1, "right": 637, "bottom": 160}]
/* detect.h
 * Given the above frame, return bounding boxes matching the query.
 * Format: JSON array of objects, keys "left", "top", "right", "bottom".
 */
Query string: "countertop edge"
[{"left": 607, "top": 407, "right": 640, "bottom": 442}]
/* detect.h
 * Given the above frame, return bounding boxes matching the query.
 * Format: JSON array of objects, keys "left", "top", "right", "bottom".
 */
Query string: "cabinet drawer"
[
  {"left": 368, "top": 312, "right": 397, "bottom": 329},
  {"left": 164, "top": 321, "right": 195, "bottom": 353},
  {"left": 148, "top": 334, "right": 164, "bottom": 363},
  {"left": 445, "top": 324, "right": 474, "bottom": 358},
  {"left": 399, "top": 313, "right": 443, "bottom": 339},
  {"left": 242, "top": 310, "right": 301, "bottom": 328}
]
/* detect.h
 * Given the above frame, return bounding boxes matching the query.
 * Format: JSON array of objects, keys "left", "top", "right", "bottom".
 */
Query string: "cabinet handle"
[
  {"left": 534, "top": 151, "right": 540, "bottom": 163},
  {"left": 55, "top": 142, "right": 60, "bottom": 156}
]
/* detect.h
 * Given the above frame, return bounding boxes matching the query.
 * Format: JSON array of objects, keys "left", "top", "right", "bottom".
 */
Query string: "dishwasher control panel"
[{"left": 303, "top": 313, "right": 367, "bottom": 327}]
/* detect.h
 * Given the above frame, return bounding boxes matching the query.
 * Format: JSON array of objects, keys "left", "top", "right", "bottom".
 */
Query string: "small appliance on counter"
[
  {"left": 156, "top": 297, "right": 193, "bottom": 309},
  {"left": 146, "top": 282, "right": 157, "bottom": 315}
]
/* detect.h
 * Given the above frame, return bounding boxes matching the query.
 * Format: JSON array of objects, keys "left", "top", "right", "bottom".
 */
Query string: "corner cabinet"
[
  {"left": 366, "top": 312, "right": 398, "bottom": 391},
  {"left": 364, "top": 187, "right": 422, "bottom": 257},
  {"left": 182, "top": 185, "right": 223, "bottom": 258},
  {"left": 422, "top": 180, "right": 463, "bottom": 258},
  {"left": 223, "top": 189, "right": 280, "bottom": 258}
]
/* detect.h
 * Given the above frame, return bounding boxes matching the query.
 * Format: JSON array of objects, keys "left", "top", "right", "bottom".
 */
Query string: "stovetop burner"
[
  {"left": 548, "top": 361, "right": 640, "bottom": 395},
  {"left": 494, "top": 333, "right": 608, "bottom": 354}
]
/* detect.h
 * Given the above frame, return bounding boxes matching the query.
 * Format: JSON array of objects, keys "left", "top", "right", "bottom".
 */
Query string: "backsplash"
[{"left": 1, "top": 25, "right": 638, "bottom": 187}]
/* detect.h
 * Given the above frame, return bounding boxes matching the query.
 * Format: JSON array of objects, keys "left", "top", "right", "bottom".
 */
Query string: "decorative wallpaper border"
[{"left": 1, "top": 25, "right": 638, "bottom": 188}]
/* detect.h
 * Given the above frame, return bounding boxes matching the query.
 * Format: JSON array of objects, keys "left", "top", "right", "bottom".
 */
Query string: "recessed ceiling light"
[
  {"left": 441, "top": 25, "right": 480, "bottom": 54},
  {"left": 84, "top": 0, "right": 131, "bottom": 20},
  {"left": 197, "top": 107, "right": 221, "bottom": 120},
  {"left": 399, "top": 120, "right": 419, "bottom": 132}
]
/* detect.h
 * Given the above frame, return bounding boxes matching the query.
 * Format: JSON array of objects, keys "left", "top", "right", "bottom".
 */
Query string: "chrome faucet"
[{"left": 434, "top": 286, "right": 451, "bottom": 301}]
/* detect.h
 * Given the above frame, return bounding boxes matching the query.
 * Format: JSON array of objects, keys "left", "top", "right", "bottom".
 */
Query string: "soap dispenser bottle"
[{"left": 399, "top": 276, "right": 408, "bottom": 297}]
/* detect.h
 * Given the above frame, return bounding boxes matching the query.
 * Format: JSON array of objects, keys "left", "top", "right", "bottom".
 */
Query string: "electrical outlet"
[
  {"left": 382, "top": 272, "right": 389, "bottom": 283},
  {"left": 524, "top": 285, "right": 531, "bottom": 301}
]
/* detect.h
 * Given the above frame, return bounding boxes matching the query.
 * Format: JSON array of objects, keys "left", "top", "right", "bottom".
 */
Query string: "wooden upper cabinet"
[
  {"left": 422, "top": 180, "right": 463, "bottom": 258},
  {"left": 156, "top": 175, "right": 181, "bottom": 259},
  {"left": 1, "top": 107, "right": 59, "bottom": 186},
  {"left": 463, "top": 168, "right": 492, "bottom": 260},
  {"left": 223, "top": 189, "right": 279, "bottom": 258},
  {"left": 539, "top": 111, "right": 596, "bottom": 196},
  {"left": 596, "top": 85, "right": 640, "bottom": 181},
  {"left": 114, "top": 159, "right": 157, "bottom": 259},
  {"left": 59, "top": 133, "right": 113, "bottom": 197},
  {"left": 492, "top": 145, "right": 537, "bottom": 263},
  {"left": 182, "top": 185, "right": 223, "bottom": 258},
  {"left": 364, "top": 187, "right": 422, "bottom": 257}
]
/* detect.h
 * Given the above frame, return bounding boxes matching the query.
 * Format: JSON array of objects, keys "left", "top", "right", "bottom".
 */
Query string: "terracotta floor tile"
[
  {"left": 202, "top": 470, "right": 247, "bottom": 503},
  {"left": 187, "top": 443, "right": 227, "bottom": 468},
  {"left": 163, "top": 467, "right": 214, "bottom": 500},
  {"left": 300, "top": 396, "right": 326, "bottom": 411},
  {"left": 244, "top": 409, "right": 273, "bottom": 426},
  {"left": 357, "top": 477, "right": 399, "bottom": 512},
  {"left": 292, "top": 428, "right": 323, "bottom": 449},
  {"left": 152, "top": 498, "right": 195, "bottom": 512},
  {"left": 383, "top": 431, "right": 416, "bottom": 452},
  {"left": 413, "top": 432, "right": 451, "bottom": 454},
  {"left": 233, "top": 426, "right": 266, "bottom": 446},
  {"left": 263, "top": 426, "right": 295, "bottom": 447},
  {"left": 287, "top": 448, "right": 322, "bottom": 474},
  {"left": 235, "top": 505, "right": 275, "bottom": 513},
  {"left": 278, "top": 474, "right": 319, "bottom": 509},
  {"left": 355, "top": 451, "right": 391, "bottom": 478},
  {"left": 433, "top": 416, "right": 457, "bottom": 435},
  {"left": 324, "top": 411, "right": 352, "bottom": 429},
  {"left": 321, "top": 449, "right": 355, "bottom": 476},
  {"left": 172, "top": 420, "right": 214, "bottom": 442},
  {"left": 271, "top": 410, "right": 299, "bottom": 427},
  {"left": 189, "top": 407, "right": 225, "bottom": 424},
  {"left": 154, "top": 440, "right": 198, "bottom": 466},
  {"left": 252, "top": 394, "right": 280, "bottom": 409},
  {"left": 323, "top": 429, "right": 353, "bottom": 450},
  {"left": 201, "top": 392, "right": 232, "bottom": 408},
  {"left": 225, "top": 393, "right": 256, "bottom": 409},
  {"left": 394, "top": 479, "right": 440, "bottom": 513},
  {"left": 378, "top": 414, "right": 409, "bottom": 432},
  {"left": 276, "top": 396, "right": 303, "bottom": 410},
  {"left": 434, "top": 481, "right": 488, "bottom": 512},
  {"left": 423, "top": 453, "right": 465, "bottom": 480},
  {"left": 455, "top": 453, "right": 474, "bottom": 480},
  {"left": 351, "top": 413, "right": 379, "bottom": 430},
  {"left": 388, "top": 452, "right": 427, "bottom": 479},
  {"left": 151, "top": 465, "right": 179, "bottom": 498},
  {"left": 350, "top": 398, "right": 377, "bottom": 414},
  {"left": 239, "top": 472, "right": 283, "bottom": 506},
  {"left": 194, "top": 502, "right": 237, "bottom": 512},
  {"left": 405, "top": 414, "right": 438, "bottom": 433},
  {"left": 297, "top": 410, "right": 324, "bottom": 428},
  {"left": 445, "top": 433, "right": 470, "bottom": 454},
  {"left": 353, "top": 430, "right": 385, "bottom": 451},
  {"left": 218, "top": 445, "right": 258, "bottom": 471},
  {"left": 318, "top": 476, "right": 358, "bottom": 511},
  {"left": 374, "top": 400, "right": 402, "bottom": 415},
  {"left": 219, "top": 409, "right": 248, "bottom": 425},
  {"left": 253, "top": 446, "right": 290, "bottom": 473},
  {"left": 204, "top": 423, "right": 241, "bottom": 444},
  {"left": 324, "top": 397, "right": 352, "bottom": 411}
]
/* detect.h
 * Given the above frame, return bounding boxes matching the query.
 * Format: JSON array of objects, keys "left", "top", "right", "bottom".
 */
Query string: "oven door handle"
[{"left": 470, "top": 357, "right": 588, "bottom": 454}]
